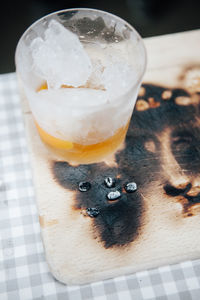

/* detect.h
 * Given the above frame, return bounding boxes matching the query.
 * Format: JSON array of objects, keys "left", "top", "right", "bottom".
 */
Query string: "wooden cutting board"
[{"left": 21, "top": 29, "right": 200, "bottom": 285}]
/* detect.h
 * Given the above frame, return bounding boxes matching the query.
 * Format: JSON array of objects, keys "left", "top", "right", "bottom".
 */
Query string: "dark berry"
[
  {"left": 104, "top": 177, "right": 116, "bottom": 188},
  {"left": 86, "top": 208, "right": 100, "bottom": 218},
  {"left": 107, "top": 190, "right": 121, "bottom": 201},
  {"left": 124, "top": 182, "right": 137, "bottom": 193},
  {"left": 78, "top": 182, "right": 91, "bottom": 192}
]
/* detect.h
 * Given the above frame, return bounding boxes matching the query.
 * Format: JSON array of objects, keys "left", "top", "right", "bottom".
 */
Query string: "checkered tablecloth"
[{"left": 0, "top": 73, "right": 200, "bottom": 300}]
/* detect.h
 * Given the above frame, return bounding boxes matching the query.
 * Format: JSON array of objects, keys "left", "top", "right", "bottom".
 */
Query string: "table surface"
[{"left": 1, "top": 55, "right": 200, "bottom": 299}]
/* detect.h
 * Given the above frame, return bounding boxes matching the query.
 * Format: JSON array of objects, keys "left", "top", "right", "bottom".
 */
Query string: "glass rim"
[{"left": 15, "top": 7, "right": 147, "bottom": 102}]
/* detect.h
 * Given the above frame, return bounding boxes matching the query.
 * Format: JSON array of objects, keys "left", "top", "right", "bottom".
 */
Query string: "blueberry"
[
  {"left": 107, "top": 190, "right": 121, "bottom": 201},
  {"left": 78, "top": 182, "right": 91, "bottom": 192},
  {"left": 124, "top": 182, "right": 137, "bottom": 193}
]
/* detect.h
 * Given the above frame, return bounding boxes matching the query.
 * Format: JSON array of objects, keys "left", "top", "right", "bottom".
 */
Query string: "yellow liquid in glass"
[{"left": 36, "top": 83, "right": 129, "bottom": 163}]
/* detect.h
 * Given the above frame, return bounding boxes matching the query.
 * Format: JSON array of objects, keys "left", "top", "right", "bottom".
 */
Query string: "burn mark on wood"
[
  {"left": 164, "top": 181, "right": 200, "bottom": 214},
  {"left": 171, "top": 128, "right": 200, "bottom": 174},
  {"left": 53, "top": 160, "right": 143, "bottom": 248},
  {"left": 52, "top": 82, "right": 200, "bottom": 248},
  {"left": 164, "top": 183, "right": 191, "bottom": 197}
]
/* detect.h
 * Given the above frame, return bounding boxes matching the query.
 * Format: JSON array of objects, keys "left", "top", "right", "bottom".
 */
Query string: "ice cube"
[
  {"left": 102, "top": 62, "right": 138, "bottom": 97},
  {"left": 35, "top": 87, "right": 109, "bottom": 142},
  {"left": 87, "top": 59, "right": 104, "bottom": 89},
  {"left": 31, "top": 20, "right": 92, "bottom": 89},
  {"left": 38, "top": 87, "right": 108, "bottom": 108}
]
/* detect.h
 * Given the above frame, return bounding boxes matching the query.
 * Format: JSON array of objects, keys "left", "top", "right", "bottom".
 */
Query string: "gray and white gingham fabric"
[{"left": 1, "top": 73, "right": 200, "bottom": 300}]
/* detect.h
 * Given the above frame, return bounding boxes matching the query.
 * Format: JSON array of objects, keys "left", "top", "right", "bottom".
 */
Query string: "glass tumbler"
[{"left": 15, "top": 8, "right": 147, "bottom": 164}]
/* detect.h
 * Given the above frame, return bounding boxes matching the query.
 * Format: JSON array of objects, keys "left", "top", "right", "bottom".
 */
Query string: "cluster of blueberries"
[{"left": 78, "top": 177, "right": 137, "bottom": 218}]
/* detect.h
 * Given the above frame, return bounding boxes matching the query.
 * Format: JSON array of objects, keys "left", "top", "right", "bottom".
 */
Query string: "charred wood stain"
[
  {"left": 52, "top": 83, "right": 200, "bottom": 248},
  {"left": 164, "top": 182, "right": 200, "bottom": 214},
  {"left": 53, "top": 160, "right": 142, "bottom": 248}
]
